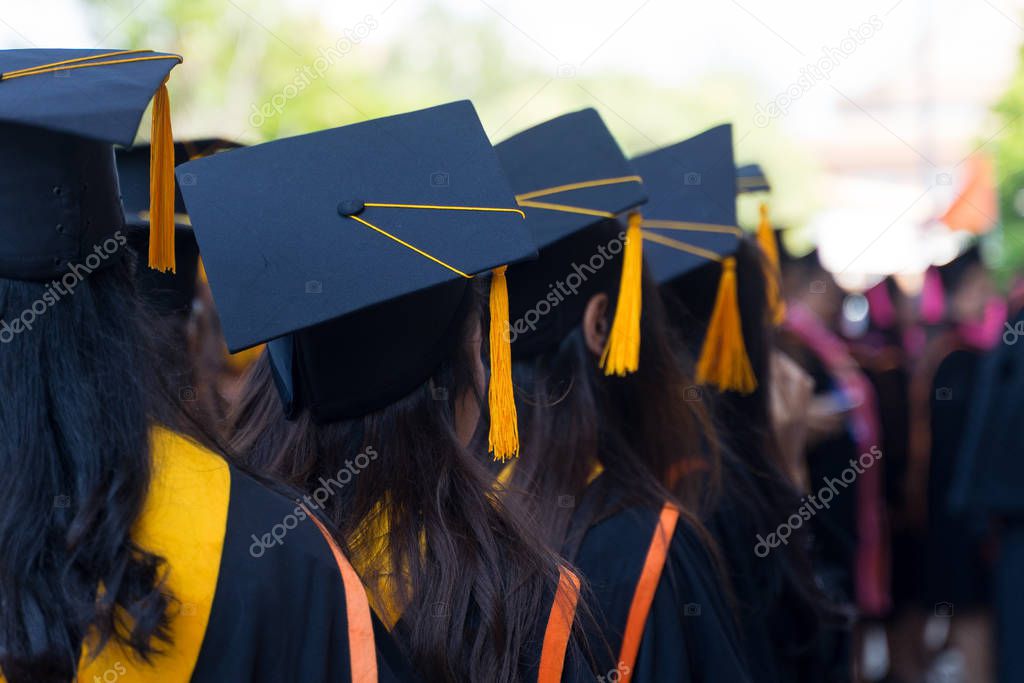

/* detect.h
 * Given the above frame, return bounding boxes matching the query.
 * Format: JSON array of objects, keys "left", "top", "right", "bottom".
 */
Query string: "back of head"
[
  {"left": 0, "top": 47, "right": 184, "bottom": 683},
  {"left": 507, "top": 218, "right": 718, "bottom": 547},
  {"left": 0, "top": 259, "right": 171, "bottom": 682}
]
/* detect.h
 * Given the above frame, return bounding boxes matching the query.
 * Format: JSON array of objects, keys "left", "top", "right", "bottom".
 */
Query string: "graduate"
[
  {"left": 0, "top": 48, "right": 417, "bottom": 683},
  {"left": 950, "top": 295, "right": 1024, "bottom": 683},
  {"left": 494, "top": 109, "right": 752, "bottom": 682},
  {"left": 905, "top": 245, "right": 1001, "bottom": 680},
  {"left": 188, "top": 101, "right": 590, "bottom": 683},
  {"left": 636, "top": 133, "right": 841, "bottom": 682},
  {"left": 116, "top": 138, "right": 240, "bottom": 429},
  {"left": 776, "top": 246, "right": 890, "bottom": 633}
]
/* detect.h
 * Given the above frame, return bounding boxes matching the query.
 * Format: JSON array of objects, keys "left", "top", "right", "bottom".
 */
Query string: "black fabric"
[
  {"left": 776, "top": 331, "right": 858, "bottom": 609},
  {"left": 852, "top": 343, "right": 917, "bottom": 613},
  {"left": 995, "top": 520, "right": 1024, "bottom": 683},
  {"left": 506, "top": 219, "right": 624, "bottom": 359},
  {"left": 0, "top": 48, "right": 179, "bottom": 145},
  {"left": 0, "top": 48, "right": 178, "bottom": 281},
  {"left": 736, "top": 163, "right": 770, "bottom": 194},
  {"left": 178, "top": 100, "right": 533, "bottom": 353},
  {"left": 191, "top": 467, "right": 418, "bottom": 682},
  {"left": 495, "top": 108, "right": 646, "bottom": 252},
  {"left": 936, "top": 244, "right": 981, "bottom": 293},
  {"left": 290, "top": 278, "right": 471, "bottom": 422},
  {"left": 565, "top": 478, "right": 752, "bottom": 682},
  {"left": 117, "top": 138, "right": 241, "bottom": 220},
  {"left": 631, "top": 124, "right": 740, "bottom": 285},
  {"left": 924, "top": 348, "right": 992, "bottom": 608},
  {"left": 126, "top": 226, "right": 200, "bottom": 316},
  {"left": 0, "top": 125, "right": 124, "bottom": 281},
  {"left": 709, "top": 461, "right": 839, "bottom": 683},
  {"left": 951, "top": 309, "right": 1024, "bottom": 515}
]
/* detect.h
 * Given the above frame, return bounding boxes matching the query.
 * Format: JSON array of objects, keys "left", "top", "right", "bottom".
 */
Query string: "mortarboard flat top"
[
  {"left": 0, "top": 48, "right": 181, "bottom": 282},
  {"left": 495, "top": 108, "right": 647, "bottom": 250},
  {"left": 632, "top": 124, "right": 740, "bottom": 285},
  {"left": 178, "top": 100, "right": 535, "bottom": 354},
  {"left": 0, "top": 49, "right": 180, "bottom": 146},
  {"left": 736, "top": 163, "right": 770, "bottom": 194}
]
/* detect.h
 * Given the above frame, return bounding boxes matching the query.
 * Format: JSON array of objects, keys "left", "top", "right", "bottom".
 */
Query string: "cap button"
[{"left": 337, "top": 200, "right": 365, "bottom": 217}]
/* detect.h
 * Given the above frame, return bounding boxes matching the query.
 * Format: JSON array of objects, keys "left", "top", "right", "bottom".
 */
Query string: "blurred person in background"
[
  {"left": 904, "top": 245, "right": 1002, "bottom": 683},
  {"left": 777, "top": 247, "right": 891, "bottom": 681}
]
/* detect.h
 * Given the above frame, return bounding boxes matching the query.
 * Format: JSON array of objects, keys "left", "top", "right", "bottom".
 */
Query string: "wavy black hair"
[
  {"left": 0, "top": 256, "right": 172, "bottom": 683},
  {"left": 229, "top": 280, "right": 573, "bottom": 683}
]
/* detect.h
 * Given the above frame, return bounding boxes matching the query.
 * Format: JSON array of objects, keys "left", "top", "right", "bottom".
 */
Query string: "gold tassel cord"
[
  {"left": 600, "top": 212, "right": 643, "bottom": 376},
  {"left": 0, "top": 51, "right": 183, "bottom": 271},
  {"left": 148, "top": 80, "right": 176, "bottom": 273},
  {"left": 695, "top": 257, "right": 757, "bottom": 394},
  {"left": 488, "top": 266, "right": 519, "bottom": 460},
  {"left": 756, "top": 202, "right": 785, "bottom": 325}
]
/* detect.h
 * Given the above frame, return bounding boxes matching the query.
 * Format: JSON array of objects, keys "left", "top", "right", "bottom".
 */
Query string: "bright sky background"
[{"left": 4, "top": 0, "right": 1024, "bottom": 281}]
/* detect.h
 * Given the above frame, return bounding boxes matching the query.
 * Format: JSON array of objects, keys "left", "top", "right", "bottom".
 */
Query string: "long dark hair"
[
  {"left": 662, "top": 237, "right": 832, "bottom": 639},
  {"left": 503, "top": 222, "right": 722, "bottom": 564},
  {"left": 229, "top": 281, "right": 568, "bottom": 683},
  {"left": 0, "top": 257, "right": 172, "bottom": 683}
]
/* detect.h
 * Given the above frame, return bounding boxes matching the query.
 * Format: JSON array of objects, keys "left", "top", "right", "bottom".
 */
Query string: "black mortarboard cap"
[
  {"left": 0, "top": 48, "right": 182, "bottom": 281},
  {"left": 178, "top": 101, "right": 534, "bottom": 458},
  {"left": 633, "top": 124, "right": 740, "bottom": 285},
  {"left": 633, "top": 125, "right": 758, "bottom": 393},
  {"left": 736, "top": 163, "right": 771, "bottom": 194},
  {"left": 495, "top": 109, "right": 647, "bottom": 375},
  {"left": 117, "top": 139, "right": 240, "bottom": 315}
]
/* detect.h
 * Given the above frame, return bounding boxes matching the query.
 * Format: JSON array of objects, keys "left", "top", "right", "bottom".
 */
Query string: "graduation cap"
[
  {"left": 117, "top": 139, "right": 241, "bottom": 315},
  {"left": 632, "top": 124, "right": 757, "bottom": 393},
  {"left": 736, "top": 163, "right": 771, "bottom": 194},
  {"left": 0, "top": 48, "right": 182, "bottom": 281},
  {"left": 495, "top": 108, "right": 647, "bottom": 376},
  {"left": 735, "top": 161, "right": 785, "bottom": 325},
  {"left": 177, "top": 101, "right": 534, "bottom": 460}
]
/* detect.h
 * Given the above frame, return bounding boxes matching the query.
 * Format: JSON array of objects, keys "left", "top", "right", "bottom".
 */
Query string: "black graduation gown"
[
  {"left": 565, "top": 477, "right": 752, "bottom": 682},
  {"left": 777, "top": 332, "right": 858, "bottom": 608},
  {"left": 950, "top": 310, "right": 1024, "bottom": 683},
  {"left": 709, "top": 462, "right": 842, "bottom": 683},
  {"left": 923, "top": 347, "right": 991, "bottom": 608},
  {"left": 851, "top": 337, "right": 916, "bottom": 615},
  {"left": 77, "top": 428, "right": 417, "bottom": 683}
]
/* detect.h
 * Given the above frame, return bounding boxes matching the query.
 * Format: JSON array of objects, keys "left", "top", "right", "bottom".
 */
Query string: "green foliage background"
[{"left": 82, "top": 0, "right": 818, "bottom": 231}]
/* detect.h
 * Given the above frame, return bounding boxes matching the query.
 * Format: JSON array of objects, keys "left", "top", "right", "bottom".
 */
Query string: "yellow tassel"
[
  {"left": 696, "top": 257, "right": 757, "bottom": 394},
  {"left": 488, "top": 266, "right": 519, "bottom": 461},
  {"left": 756, "top": 202, "right": 786, "bottom": 325},
  {"left": 600, "top": 211, "right": 643, "bottom": 376},
  {"left": 147, "top": 80, "right": 176, "bottom": 273}
]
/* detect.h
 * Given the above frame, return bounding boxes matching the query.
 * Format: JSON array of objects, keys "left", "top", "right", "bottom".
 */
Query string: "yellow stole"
[{"left": 78, "top": 427, "right": 231, "bottom": 681}]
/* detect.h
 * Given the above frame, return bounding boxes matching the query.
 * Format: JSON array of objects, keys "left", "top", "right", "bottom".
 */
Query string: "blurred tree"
[
  {"left": 992, "top": 42, "right": 1024, "bottom": 279},
  {"left": 79, "top": 0, "right": 813, "bottom": 228}
]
